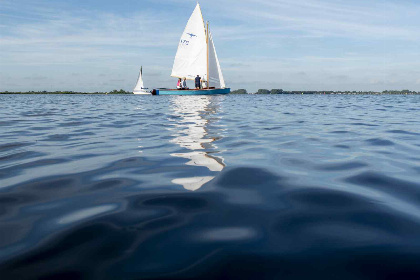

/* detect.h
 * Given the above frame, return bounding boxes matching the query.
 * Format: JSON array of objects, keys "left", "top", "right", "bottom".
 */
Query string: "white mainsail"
[
  {"left": 171, "top": 3, "right": 207, "bottom": 81},
  {"left": 208, "top": 32, "right": 226, "bottom": 88},
  {"left": 133, "top": 67, "right": 148, "bottom": 94},
  {"left": 171, "top": 3, "right": 226, "bottom": 89}
]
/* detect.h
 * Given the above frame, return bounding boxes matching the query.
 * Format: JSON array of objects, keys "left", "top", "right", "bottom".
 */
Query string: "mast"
[{"left": 206, "top": 21, "right": 209, "bottom": 89}]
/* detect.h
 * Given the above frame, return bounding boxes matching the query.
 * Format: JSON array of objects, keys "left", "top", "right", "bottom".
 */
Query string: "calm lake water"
[{"left": 0, "top": 94, "right": 419, "bottom": 279}]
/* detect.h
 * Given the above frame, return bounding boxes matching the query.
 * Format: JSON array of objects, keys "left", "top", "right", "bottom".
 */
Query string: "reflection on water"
[{"left": 169, "top": 96, "right": 225, "bottom": 191}]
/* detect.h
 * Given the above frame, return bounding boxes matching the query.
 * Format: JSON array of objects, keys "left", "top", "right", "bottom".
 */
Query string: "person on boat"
[
  {"left": 195, "top": 75, "right": 201, "bottom": 89},
  {"left": 182, "top": 78, "right": 188, "bottom": 90},
  {"left": 177, "top": 78, "right": 182, "bottom": 89}
]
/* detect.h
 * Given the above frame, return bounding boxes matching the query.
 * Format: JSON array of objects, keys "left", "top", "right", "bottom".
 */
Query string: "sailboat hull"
[
  {"left": 133, "top": 90, "right": 150, "bottom": 95},
  {"left": 156, "top": 88, "right": 230, "bottom": 95}
]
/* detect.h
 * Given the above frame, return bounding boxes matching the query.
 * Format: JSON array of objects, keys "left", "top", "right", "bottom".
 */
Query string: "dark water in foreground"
[{"left": 0, "top": 94, "right": 419, "bottom": 279}]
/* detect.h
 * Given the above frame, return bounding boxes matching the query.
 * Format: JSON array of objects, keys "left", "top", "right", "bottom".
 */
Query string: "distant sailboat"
[
  {"left": 133, "top": 66, "right": 149, "bottom": 95},
  {"left": 155, "top": 3, "right": 230, "bottom": 95}
]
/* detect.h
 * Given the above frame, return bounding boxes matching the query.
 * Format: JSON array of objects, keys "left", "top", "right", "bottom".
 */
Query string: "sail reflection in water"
[{"left": 169, "top": 96, "right": 225, "bottom": 191}]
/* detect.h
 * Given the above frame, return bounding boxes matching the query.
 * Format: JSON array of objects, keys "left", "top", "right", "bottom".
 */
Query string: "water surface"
[{"left": 0, "top": 94, "right": 419, "bottom": 279}]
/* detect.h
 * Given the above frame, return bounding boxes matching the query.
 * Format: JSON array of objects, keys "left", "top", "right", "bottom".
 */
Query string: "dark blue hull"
[{"left": 156, "top": 88, "right": 230, "bottom": 95}]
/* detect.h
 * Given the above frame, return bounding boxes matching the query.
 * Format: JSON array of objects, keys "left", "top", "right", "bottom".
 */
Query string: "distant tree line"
[
  {"left": 0, "top": 89, "right": 131, "bottom": 94},
  {"left": 230, "top": 89, "right": 419, "bottom": 95}
]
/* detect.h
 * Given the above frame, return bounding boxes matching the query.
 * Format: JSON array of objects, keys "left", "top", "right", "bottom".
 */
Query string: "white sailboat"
[
  {"left": 155, "top": 3, "right": 230, "bottom": 95},
  {"left": 133, "top": 66, "right": 149, "bottom": 95}
]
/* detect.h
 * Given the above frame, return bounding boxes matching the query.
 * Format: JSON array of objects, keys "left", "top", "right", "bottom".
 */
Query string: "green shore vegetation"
[
  {"left": 230, "top": 89, "right": 419, "bottom": 95},
  {"left": 0, "top": 89, "right": 131, "bottom": 94}
]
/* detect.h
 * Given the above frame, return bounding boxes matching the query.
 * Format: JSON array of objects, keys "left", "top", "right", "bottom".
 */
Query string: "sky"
[{"left": 0, "top": 0, "right": 419, "bottom": 92}]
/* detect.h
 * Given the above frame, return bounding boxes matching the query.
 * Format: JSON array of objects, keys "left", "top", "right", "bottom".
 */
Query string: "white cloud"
[{"left": 224, "top": 0, "right": 420, "bottom": 41}]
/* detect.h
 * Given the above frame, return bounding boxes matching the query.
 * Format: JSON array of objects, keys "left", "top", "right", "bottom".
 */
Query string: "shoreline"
[{"left": 1, "top": 91, "right": 418, "bottom": 95}]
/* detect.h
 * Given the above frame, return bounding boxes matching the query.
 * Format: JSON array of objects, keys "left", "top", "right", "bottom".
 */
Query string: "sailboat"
[
  {"left": 155, "top": 3, "right": 230, "bottom": 95},
  {"left": 133, "top": 66, "right": 149, "bottom": 95}
]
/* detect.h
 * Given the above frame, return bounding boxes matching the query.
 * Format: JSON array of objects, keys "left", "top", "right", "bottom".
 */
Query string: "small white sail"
[
  {"left": 133, "top": 67, "right": 148, "bottom": 94},
  {"left": 171, "top": 3, "right": 207, "bottom": 81},
  {"left": 208, "top": 32, "right": 226, "bottom": 88}
]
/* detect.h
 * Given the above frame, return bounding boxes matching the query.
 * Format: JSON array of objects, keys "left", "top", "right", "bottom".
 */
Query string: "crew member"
[
  {"left": 195, "top": 75, "right": 201, "bottom": 89},
  {"left": 182, "top": 78, "right": 188, "bottom": 90}
]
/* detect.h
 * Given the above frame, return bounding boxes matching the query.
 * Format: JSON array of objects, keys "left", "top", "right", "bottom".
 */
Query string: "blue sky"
[{"left": 1, "top": 0, "right": 419, "bottom": 92}]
